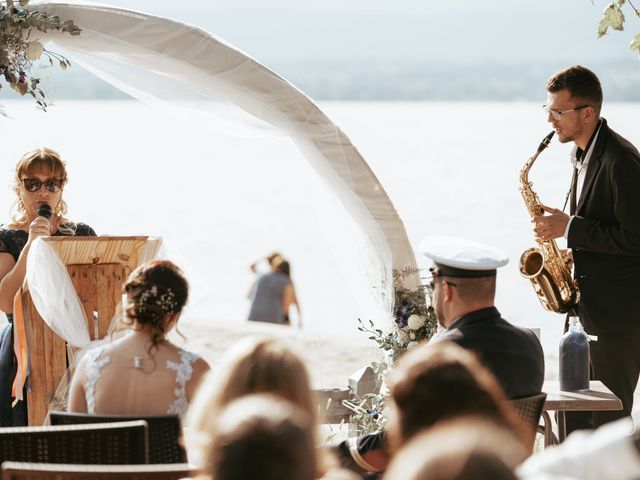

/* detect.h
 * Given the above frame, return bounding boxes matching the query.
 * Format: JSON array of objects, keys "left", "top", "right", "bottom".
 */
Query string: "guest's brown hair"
[
  {"left": 186, "top": 337, "right": 323, "bottom": 472},
  {"left": 387, "top": 342, "right": 524, "bottom": 451},
  {"left": 383, "top": 416, "right": 526, "bottom": 480},
  {"left": 208, "top": 394, "right": 316, "bottom": 480}
]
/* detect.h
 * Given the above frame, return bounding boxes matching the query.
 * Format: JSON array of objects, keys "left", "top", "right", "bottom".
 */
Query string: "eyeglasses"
[
  {"left": 21, "top": 177, "right": 64, "bottom": 193},
  {"left": 542, "top": 104, "right": 589, "bottom": 121},
  {"left": 428, "top": 268, "right": 457, "bottom": 289}
]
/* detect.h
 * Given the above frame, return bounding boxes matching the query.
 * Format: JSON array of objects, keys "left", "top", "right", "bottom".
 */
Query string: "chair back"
[
  {"left": 1, "top": 461, "right": 193, "bottom": 480},
  {"left": 49, "top": 412, "right": 185, "bottom": 464},
  {"left": 509, "top": 392, "right": 547, "bottom": 452},
  {"left": 0, "top": 421, "right": 148, "bottom": 465}
]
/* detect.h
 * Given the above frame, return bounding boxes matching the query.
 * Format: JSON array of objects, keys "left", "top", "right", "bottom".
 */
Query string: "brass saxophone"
[{"left": 519, "top": 131, "right": 579, "bottom": 313}]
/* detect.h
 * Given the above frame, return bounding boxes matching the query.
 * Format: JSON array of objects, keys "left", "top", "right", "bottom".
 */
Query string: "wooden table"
[{"left": 542, "top": 380, "right": 622, "bottom": 443}]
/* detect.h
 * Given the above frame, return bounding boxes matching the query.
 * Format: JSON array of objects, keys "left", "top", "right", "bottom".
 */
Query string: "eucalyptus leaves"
[
  {"left": 351, "top": 268, "right": 437, "bottom": 434},
  {"left": 0, "top": 0, "right": 80, "bottom": 110},
  {"left": 358, "top": 267, "right": 437, "bottom": 365},
  {"left": 596, "top": 0, "right": 640, "bottom": 54}
]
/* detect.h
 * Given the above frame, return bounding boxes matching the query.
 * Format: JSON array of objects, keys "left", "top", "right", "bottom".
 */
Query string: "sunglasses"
[
  {"left": 21, "top": 177, "right": 64, "bottom": 193},
  {"left": 428, "top": 268, "right": 457, "bottom": 289}
]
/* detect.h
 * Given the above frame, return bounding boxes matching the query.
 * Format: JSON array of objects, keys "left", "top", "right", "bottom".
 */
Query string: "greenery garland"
[{"left": 351, "top": 267, "right": 437, "bottom": 435}]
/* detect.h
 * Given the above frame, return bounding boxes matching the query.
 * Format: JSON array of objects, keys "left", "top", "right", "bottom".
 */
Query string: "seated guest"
[
  {"left": 206, "top": 394, "right": 317, "bottom": 480},
  {"left": 68, "top": 259, "right": 210, "bottom": 417},
  {"left": 199, "top": 394, "right": 358, "bottom": 480},
  {"left": 337, "top": 343, "right": 526, "bottom": 475},
  {"left": 387, "top": 342, "right": 525, "bottom": 452},
  {"left": 338, "top": 237, "right": 544, "bottom": 476},
  {"left": 421, "top": 235, "right": 545, "bottom": 400},
  {"left": 383, "top": 416, "right": 525, "bottom": 480},
  {"left": 187, "top": 336, "right": 354, "bottom": 479},
  {"left": 187, "top": 336, "right": 317, "bottom": 434}
]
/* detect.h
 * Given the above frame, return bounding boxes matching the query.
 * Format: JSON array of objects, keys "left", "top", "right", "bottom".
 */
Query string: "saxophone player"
[{"left": 534, "top": 66, "right": 640, "bottom": 431}]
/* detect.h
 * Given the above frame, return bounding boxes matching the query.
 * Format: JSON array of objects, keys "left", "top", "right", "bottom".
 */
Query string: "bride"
[{"left": 68, "top": 259, "right": 210, "bottom": 417}]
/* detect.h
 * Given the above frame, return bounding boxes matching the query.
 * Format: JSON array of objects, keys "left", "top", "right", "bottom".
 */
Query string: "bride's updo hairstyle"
[
  {"left": 11, "top": 147, "right": 73, "bottom": 233},
  {"left": 122, "top": 259, "right": 189, "bottom": 349}
]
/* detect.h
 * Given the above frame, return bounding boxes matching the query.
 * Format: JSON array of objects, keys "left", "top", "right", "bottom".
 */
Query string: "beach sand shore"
[{"left": 173, "top": 318, "right": 382, "bottom": 390}]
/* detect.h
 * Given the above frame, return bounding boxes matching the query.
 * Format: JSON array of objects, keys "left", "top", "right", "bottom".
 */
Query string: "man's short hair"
[
  {"left": 546, "top": 65, "right": 603, "bottom": 115},
  {"left": 449, "top": 275, "right": 496, "bottom": 303}
]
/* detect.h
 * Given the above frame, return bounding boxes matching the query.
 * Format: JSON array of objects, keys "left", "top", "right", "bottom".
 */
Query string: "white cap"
[{"left": 419, "top": 235, "right": 509, "bottom": 277}]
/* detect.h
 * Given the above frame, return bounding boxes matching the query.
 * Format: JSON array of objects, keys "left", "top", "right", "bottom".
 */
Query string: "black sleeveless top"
[
  {"left": 0, "top": 223, "right": 96, "bottom": 262},
  {"left": 0, "top": 222, "right": 96, "bottom": 426}
]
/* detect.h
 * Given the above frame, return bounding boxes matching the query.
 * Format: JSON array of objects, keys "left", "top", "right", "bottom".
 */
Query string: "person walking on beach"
[
  {"left": 533, "top": 65, "right": 640, "bottom": 430},
  {"left": 248, "top": 255, "right": 301, "bottom": 327}
]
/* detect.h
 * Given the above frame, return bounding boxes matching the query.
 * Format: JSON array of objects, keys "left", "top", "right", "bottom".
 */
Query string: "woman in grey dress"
[{"left": 248, "top": 258, "right": 301, "bottom": 327}]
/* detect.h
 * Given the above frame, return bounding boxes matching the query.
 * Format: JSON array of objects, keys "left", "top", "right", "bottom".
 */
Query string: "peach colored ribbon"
[{"left": 12, "top": 288, "right": 29, "bottom": 405}]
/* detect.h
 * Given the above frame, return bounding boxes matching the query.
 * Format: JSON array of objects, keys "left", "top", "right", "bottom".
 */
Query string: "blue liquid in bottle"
[{"left": 559, "top": 316, "right": 590, "bottom": 391}]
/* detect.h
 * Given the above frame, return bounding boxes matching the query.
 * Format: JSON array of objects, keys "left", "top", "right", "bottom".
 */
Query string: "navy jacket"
[{"left": 432, "top": 306, "right": 545, "bottom": 399}]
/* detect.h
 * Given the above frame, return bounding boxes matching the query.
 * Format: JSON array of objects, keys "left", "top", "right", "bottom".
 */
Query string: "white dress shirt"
[{"left": 564, "top": 122, "right": 603, "bottom": 239}]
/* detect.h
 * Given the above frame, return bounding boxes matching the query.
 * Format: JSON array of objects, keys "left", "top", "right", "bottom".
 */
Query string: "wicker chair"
[
  {"left": 1, "top": 461, "right": 194, "bottom": 480},
  {"left": 0, "top": 421, "right": 148, "bottom": 465},
  {"left": 509, "top": 392, "right": 547, "bottom": 452},
  {"left": 49, "top": 412, "right": 185, "bottom": 464}
]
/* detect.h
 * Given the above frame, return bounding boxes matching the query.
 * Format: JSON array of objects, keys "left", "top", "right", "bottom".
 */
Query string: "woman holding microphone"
[{"left": 0, "top": 147, "right": 96, "bottom": 426}]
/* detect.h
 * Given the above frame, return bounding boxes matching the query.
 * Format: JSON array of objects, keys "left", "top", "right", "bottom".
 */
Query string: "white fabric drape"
[
  {"left": 24, "top": 236, "right": 164, "bottom": 347},
  {"left": 25, "top": 239, "right": 90, "bottom": 348},
  {"left": 31, "top": 1, "right": 419, "bottom": 321}
]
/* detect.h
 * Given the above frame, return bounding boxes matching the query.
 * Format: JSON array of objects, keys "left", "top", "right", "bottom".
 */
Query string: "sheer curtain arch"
[{"left": 30, "top": 0, "right": 419, "bottom": 324}]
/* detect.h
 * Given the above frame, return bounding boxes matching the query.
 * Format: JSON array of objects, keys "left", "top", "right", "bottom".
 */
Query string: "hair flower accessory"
[{"left": 139, "top": 285, "right": 178, "bottom": 313}]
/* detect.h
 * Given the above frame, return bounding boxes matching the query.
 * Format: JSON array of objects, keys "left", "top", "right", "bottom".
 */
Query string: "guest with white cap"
[{"left": 422, "top": 235, "right": 545, "bottom": 400}]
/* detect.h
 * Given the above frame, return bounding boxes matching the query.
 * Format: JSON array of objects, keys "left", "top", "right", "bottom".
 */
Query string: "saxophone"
[{"left": 519, "top": 131, "right": 579, "bottom": 313}]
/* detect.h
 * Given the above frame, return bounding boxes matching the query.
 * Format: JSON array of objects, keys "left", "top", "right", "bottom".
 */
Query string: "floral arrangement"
[
  {"left": 349, "top": 267, "right": 437, "bottom": 434},
  {"left": 358, "top": 266, "right": 437, "bottom": 363},
  {"left": 0, "top": 0, "right": 80, "bottom": 111}
]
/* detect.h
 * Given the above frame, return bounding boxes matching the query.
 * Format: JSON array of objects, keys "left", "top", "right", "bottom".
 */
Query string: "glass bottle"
[{"left": 559, "top": 316, "right": 590, "bottom": 391}]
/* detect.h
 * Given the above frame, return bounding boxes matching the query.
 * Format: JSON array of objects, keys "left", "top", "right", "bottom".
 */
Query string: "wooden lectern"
[{"left": 20, "top": 236, "right": 161, "bottom": 425}]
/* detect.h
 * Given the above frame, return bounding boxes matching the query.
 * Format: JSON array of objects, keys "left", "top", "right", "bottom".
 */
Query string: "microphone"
[{"left": 36, "top": 203, "right": 52, "bottom": 220}]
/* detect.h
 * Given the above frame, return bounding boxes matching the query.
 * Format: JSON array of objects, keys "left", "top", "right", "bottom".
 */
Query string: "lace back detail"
[
  {"left": 166, "top": 350, "right": 199, "bottom": 416},
  {"left": 84, "top": 346, "right": 110, "bottom": 414}
]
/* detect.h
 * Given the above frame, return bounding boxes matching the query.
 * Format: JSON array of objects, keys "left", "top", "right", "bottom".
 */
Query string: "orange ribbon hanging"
[{"left": 12, "top": 288, "right": 29, "bottom": 405}]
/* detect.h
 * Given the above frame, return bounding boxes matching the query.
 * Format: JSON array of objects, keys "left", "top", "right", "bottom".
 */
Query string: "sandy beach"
[{"left": 172, "top": 318, "right": 382, "bottom": 390}]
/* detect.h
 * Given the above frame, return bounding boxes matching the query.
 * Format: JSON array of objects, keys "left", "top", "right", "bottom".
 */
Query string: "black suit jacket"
[
  {"left": 568, "top": 119, "right": 640, "bottom": 335},
  {"left": 432, "top": 307, "right": 545, "bottom": 399}
]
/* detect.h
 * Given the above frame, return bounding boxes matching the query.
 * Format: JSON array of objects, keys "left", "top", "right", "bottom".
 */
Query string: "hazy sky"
[{"left": 85, "top": 0, "right": 635, "bottom": 65}]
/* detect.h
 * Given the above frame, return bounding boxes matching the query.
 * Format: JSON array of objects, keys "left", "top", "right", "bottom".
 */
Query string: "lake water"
[{"left": 1, "top": 99, "right": 639, "bottom": 357}]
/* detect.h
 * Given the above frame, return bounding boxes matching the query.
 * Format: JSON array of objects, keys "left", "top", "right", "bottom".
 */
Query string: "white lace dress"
[{"left": 83, "top": 346, "right": 200, "bottom": 418}]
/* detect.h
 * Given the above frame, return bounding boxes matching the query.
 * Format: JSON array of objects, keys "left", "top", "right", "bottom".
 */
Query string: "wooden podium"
[{"left": 20, "top": 236, "right": 161, "bottom": 425}]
